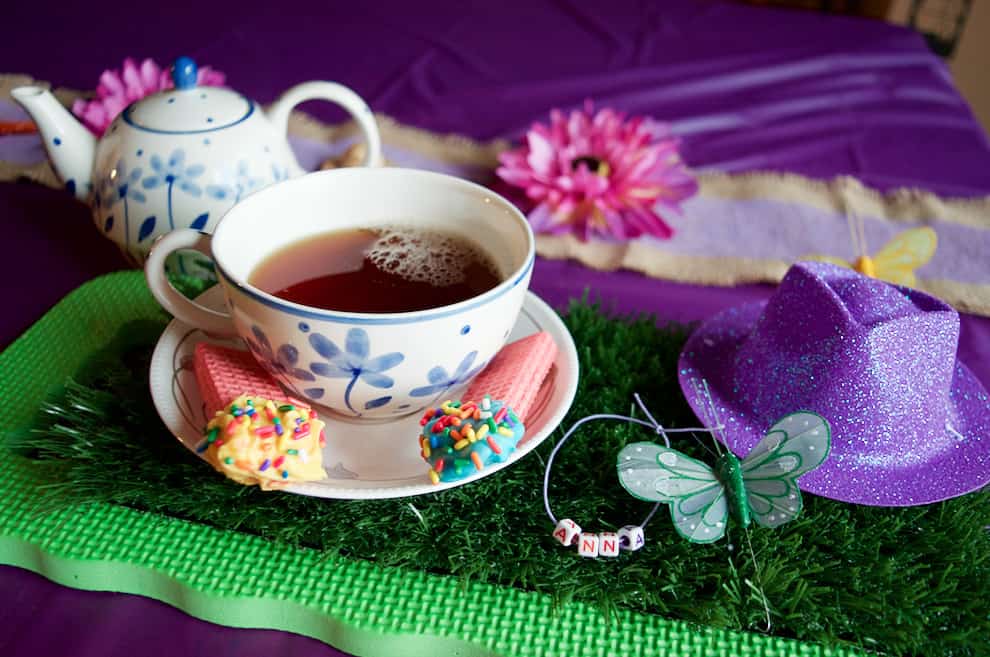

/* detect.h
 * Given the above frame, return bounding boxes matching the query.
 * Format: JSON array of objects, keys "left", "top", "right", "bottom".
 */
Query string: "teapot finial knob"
[{"left": 171, "top": 56, "right": 198, "bottom": 90}]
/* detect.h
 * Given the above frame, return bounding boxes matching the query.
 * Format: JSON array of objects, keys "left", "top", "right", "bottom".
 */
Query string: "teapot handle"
[{"left": 267, "top": 81, "right": 384, "bottom": 168}]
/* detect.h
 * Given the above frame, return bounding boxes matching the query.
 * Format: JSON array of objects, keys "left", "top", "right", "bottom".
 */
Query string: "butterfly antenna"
[
  {"left": 633, "top": 393, "right": 671, "bottom": 447},
  {"left": 687, "top": 431, "right": 718, "bottom": 458},
  {"left": 856, "top": 213, "right": 869, "bottom": 259},
  {"left": 687, "top": 378, "right": 723, "bottom": 456},
  {"left": 845, "top": 211, "right": 863, "bottom": 259},
  {"left": 634, "top": 393, "right": 720, "bottom": 450},
  {"left": 743, "top": 528, "right": 773, "bottom": 632},
  {"left": 699, "top": 379, "right": 726, "bottom": 457}
]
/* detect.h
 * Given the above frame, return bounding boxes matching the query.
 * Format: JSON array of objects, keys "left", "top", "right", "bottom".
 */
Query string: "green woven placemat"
[{"left": 0, "top": 272, "right": 869, "bottom": 657}]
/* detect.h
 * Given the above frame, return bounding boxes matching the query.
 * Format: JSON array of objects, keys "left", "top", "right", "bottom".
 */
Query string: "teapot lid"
[{"left": 121, "top": 57, "right": 254, "bottom": 134}]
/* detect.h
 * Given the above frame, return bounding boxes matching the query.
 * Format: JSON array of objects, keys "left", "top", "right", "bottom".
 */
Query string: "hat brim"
[{"left": 678, "top": 301, "right": 990, "bottom": 506}]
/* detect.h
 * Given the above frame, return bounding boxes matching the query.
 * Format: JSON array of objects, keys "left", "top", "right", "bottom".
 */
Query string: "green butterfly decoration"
[{"left": 616, "top": 412, "right": 832, "bottom": 543}]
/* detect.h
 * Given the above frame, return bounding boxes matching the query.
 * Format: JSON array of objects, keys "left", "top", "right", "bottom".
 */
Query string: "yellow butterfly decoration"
[{"left": 806, "top": 215, "right": 937, "bottom": 288}]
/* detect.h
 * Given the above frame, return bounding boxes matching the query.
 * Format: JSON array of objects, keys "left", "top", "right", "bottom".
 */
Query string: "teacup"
[{"left": 145, "top": 167, "right": 534, "bottom": 420}]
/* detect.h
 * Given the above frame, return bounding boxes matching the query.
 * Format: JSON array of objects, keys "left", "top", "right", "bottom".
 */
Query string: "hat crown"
[{"left": 733, "top": 262, "right": 959, "bottom": 462}]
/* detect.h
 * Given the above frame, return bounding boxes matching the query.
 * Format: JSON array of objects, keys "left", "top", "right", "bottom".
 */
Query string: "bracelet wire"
[{"left": 542, "top": 393, "right": 721, "bottom": 529}]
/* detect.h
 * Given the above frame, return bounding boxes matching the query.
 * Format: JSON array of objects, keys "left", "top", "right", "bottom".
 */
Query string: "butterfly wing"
[
  {"left": 872, "top": 226, "right": 937, "bottom": 287},
  {"left": 740, "top": 412, "right": 831, "bottom": 529},
  {"left": 669, "top": 480, "right": 730, "bottom": 543},
  {"left": 617, "top": 442, "right": 728, "bottom": 543}
]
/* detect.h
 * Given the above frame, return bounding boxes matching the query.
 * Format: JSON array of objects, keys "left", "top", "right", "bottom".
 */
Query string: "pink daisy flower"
[
  {"left": 71, "top": 57, "right": 227, "bottom": 136},
  {"left": 496, "top": 103, "right": 697, "bottom": 241}
]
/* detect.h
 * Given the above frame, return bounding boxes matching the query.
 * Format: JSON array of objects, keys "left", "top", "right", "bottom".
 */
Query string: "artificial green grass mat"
[{"left": 7, "top": 300, "right": 990, "bottom": 657}]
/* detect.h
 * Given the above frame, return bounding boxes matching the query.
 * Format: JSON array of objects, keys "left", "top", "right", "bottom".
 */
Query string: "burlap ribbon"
[{"left": 3, "top": 73, "right": 989, "bottom": 315}]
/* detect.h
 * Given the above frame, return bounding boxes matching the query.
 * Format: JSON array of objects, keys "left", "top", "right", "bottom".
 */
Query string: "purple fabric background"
[{"left": 2, "top": 1, "right": 990, "bottom": 655}]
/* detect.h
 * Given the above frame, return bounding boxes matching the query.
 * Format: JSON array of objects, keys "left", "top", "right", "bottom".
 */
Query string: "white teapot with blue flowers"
[{"left": 12, "top": 56, "right": 383, "bottom": 265}]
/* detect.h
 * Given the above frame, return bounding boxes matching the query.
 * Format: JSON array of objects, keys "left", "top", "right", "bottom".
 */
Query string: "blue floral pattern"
[
  {"left": 141, "top": 149, "right": 205, "bottom": 229},
  {"left": 111, "top": 160, "right": 146, "bottom": 249},
  {"left": 205, "top": 160, "right": 264, "bottom": 203},
  {"left": 272, "top": 163, "right": 289, "bottom": 182},
  {"left": 245, "top": 325, "right": 316, "bottom": 384},
  {"left": 308, "top": 328, "right": 404, "bottom": 416},
  {"left": 90, "top": 148, "right": 296, "bottom": 257},
  {"left": 409, "top": 351, "right": 485, "bottom": 399}
]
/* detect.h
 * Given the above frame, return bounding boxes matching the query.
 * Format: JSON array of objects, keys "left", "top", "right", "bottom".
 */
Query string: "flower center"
[{"left": 571, "top": 156, "right": 610, "bottom": 177}]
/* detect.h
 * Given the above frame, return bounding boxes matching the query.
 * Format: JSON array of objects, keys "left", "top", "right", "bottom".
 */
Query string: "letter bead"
[
  {"left": 577, "top": 532, "right": 600, "bottom": 558},
  {"left": 618, "top": 525, "right": 645, "bottom": 551},
  {"left": 598, "top": 532, "right": 620, "bottom": 557},
  {"left": 552, "top": 518, "right": 582, "bottom": 546}
]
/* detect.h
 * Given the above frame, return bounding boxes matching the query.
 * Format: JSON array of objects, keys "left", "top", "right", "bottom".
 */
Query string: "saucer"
[{"left": 149, "top": 286, "right": 579, "bottom": 499}]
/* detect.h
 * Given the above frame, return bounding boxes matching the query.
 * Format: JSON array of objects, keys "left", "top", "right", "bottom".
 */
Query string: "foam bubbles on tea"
[
  {"left": 366, "top": 226, "right": 490, "bottom": 288},
  {"left": 249, "top": 226, "right": 503, "bottom": 313}
]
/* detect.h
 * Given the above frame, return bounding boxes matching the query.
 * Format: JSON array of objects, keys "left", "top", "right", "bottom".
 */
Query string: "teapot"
[{"left": 11, "top": 56, "right": 383, "bottom": 264}]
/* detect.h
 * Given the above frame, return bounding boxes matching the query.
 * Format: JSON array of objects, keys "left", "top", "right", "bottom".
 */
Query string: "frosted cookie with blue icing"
[{"left": 419, "top": 396, "right": 525, "bottom": 484}]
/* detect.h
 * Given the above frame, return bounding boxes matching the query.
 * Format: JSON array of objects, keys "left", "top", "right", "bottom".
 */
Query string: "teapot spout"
[{"left": 11, "top": 86, "right": 95, "bottom": 201}]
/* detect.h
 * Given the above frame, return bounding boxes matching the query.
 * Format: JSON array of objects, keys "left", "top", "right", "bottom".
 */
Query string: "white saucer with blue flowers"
[{"left": 149, "top": 285, "right": 579, "bottom": 499}]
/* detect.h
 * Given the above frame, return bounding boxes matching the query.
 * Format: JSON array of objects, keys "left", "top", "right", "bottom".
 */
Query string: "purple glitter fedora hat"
[{"left": 678, "top": 261, "right": 990, "bottom": 506}]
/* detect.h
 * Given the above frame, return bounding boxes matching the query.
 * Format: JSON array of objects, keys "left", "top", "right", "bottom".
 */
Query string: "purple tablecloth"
[{"left": 3, "top": 1, "right": 990, "bottom": 655}]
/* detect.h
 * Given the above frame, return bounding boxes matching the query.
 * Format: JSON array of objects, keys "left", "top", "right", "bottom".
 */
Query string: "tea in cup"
[{"left": 145, "top": 168, "right": 534, "bottom": 420}]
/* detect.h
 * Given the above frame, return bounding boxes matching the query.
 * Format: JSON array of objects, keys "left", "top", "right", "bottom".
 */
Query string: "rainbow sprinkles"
[
  {"left": 200, "top": 394, "right": 328, "bottom": 490},
  {"left": 419, "top": 396, "right": 525, "bottom": 483}
]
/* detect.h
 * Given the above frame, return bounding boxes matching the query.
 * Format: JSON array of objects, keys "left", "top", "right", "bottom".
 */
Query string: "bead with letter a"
[
  {"left": 618, "top": 525, "right": 645, "bottom": 551},
  {"left": 552, "top": 518, "right": 581, "bottom": 546}
]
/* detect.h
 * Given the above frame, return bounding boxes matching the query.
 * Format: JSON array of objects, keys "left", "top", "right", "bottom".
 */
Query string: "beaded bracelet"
[{"left": 542, "top": 394, "right": 718, "bottom": 558}]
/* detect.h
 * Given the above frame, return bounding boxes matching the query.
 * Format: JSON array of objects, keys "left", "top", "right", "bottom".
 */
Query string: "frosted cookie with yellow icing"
[{"left": 199, "top": 394, "right": 327, "bottom": 490}]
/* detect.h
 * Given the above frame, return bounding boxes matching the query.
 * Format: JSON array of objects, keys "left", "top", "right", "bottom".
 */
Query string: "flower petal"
[
  {"left": 527, "top": 203, "right": 555, "bottom": 232},
  {"left": 139, "top": 58, "right": 162, "bottom": 90},
  {"left": 206, "top": 185, "right": 232, "bottom": 200},
  {"left": 632, "top": 207, "right": 673, "bottom": 239},
  {"left": 198, "top": 67, "right": 227, "bottom": 87},
  {"left": 359, "top": 371, "right": 394, "bottom": 389},
  {"left": 291, "top": 368, "right": 316, "bottom": 382},
  {"left": 426, "top": 366, "right": 448, "bottom": 385},
  {"left": 345, "top": 328, "right": 369, "bottom": 360},
  {"left": 526, "top": 131, "right": 556, "bottom": 174},
  {"left": 97, "top": 69, "right": 125, "bottom": 98},
  {"left": 310, "top": 362, "right": 351, "bottom": 378},
  {"left": 453, "top": 351, "right": 478, "bottom": 378},
  {"left": 179, "top": 181, "right": 202, "bottom": 197},
  {"left": 74, "top": 100, "right": 109, "bottom": 136},
  {"left": 277, "top": 344, "right": 300, "bottom": 366},
  {"left": 309, "top": 333, "right": 341, "bottom": 360},
  {"left": 121, "top": 59, "right": 146, "bottom": 101},
  {"left": 137, "top": 215, "right": 157, "bottom": 242},
  {"left": 410, "top": 383, "right": 444, "bottom": 398},
  {"left": 251, "top": 326, "right": 271, "bottom": 353},
  {"left": 101, "top": 95, "right": 127, "bottom": 120},
  {"left": 364, "top": 395, "right": 392, "bottom": 410},
  {"left": 495, "top": 164, "right": 535, "bottom": 187},
  {"left": 363, "top": 352, "right": 404, "bottom": 373}
]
